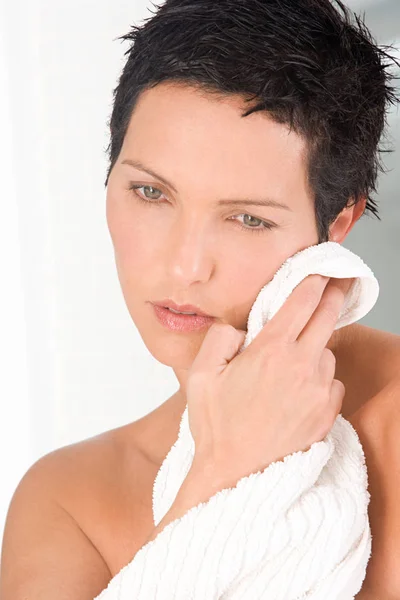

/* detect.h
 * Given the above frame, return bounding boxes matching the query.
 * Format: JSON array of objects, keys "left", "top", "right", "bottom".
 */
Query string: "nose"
[{"left": 165, "top": 218, "right": 215, "bottom": 286}]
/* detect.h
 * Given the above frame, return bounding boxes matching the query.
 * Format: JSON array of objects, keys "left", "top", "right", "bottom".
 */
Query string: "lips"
[
  {"left": 152, "top": 304, "right": 216, "bottom": 332},
  {"left": 166, "top": 307, "right": 196, "bottom": 315},
  {"left": 153, "top": 299, "right": 214, "bottom": 318}
]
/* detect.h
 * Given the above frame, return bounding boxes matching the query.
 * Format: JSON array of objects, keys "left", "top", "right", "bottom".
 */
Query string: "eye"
[
  {"left": 129, "top": 184, "right": 165, "bottom": 202},
  {"left": 127, "top": 184, "right": 277, "bottom": 234},
  {"left": 231, "top": 214, "right": 276, "bottom": 234}
]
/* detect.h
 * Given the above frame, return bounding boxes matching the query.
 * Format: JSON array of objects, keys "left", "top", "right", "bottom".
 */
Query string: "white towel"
[{"left": 94, "top": 241, "right": 379, "bottom": 600}]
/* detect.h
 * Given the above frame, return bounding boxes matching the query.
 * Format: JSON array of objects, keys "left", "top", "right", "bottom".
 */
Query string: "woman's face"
[{"left": 106, "top": 82, "right": 321, "bottom": 372}]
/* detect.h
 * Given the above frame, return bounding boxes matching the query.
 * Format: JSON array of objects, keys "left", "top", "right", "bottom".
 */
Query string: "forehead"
[{"left": 121, "top": 82, "right": 311, "bottom": 205}]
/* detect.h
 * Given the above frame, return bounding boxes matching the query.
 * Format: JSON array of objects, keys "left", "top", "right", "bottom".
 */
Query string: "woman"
[{"left": 1, "top": 0, "right": 399, "bottom": 598}]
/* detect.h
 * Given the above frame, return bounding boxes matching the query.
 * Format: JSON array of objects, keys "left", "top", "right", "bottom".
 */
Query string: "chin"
[{"left": 140, "top": 327, "right": 208, "bottom": 369}]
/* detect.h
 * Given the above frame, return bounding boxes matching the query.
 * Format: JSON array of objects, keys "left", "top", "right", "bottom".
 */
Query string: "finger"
[
  {"left": 245, "top": 275, "right": 330, "bottom": 357},
  {"left": 297, "top": 278, "right": 353, "bottom": 356},
  {"left": 330, "top": 378, "right": 345, "bottom": 418},
  {"left": 268, "top": 274, "right": 331, "bottom": 342},
  {"left": 318, "top": 347, "right": 336, "bottom": 382},
  {"left": 190, "top": 323, "right": 246, "bottom": 375},
  {"left": 318, "top": 378, "right": 345, "bottom": 440}
]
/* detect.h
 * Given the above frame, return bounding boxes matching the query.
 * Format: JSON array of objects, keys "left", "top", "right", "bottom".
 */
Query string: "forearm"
[
  {"left": 94, "top": 421, "right": 370, "bottom": 600},
  {"left": 144, "top": 451, "right": 295, "bottom": 546},
  {"left": 143, "top": 461, "right": 223, "bottom": 545}
]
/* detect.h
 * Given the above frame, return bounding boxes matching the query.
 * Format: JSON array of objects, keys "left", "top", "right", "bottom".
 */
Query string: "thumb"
[{"left": 191, "top": 323, "right": 247, "bottom": 375}]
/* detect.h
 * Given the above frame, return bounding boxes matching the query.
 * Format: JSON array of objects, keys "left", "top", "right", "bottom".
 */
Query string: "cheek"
[
  {"left": 221, "top": 234, "right": 292, "bottom": 287},
  {"left": 219, "top": 232, "right": 315, "bottom": 329},
  {"left": 106, "top": 187, "right": 124, "bottom": 248},
  {"left": 215, "top": 238, "right": 285, "bottom": 327},
  {"left": 106, "top": 191, "right": 157, "bottom": 271}
]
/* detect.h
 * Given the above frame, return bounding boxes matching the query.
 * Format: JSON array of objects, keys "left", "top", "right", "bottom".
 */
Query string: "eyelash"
[{"left": 127, "top": 184, "right": 277, "bottom": 234}]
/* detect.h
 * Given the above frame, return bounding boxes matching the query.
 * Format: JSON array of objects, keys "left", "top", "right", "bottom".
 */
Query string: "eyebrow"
[{"left": 121, "top": 159, "right": 293, "bottom": 212}]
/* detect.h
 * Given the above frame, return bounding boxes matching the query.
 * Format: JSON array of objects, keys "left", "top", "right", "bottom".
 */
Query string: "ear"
[{"left": 328, "top": 198, "right": 367, "bottom": 243}]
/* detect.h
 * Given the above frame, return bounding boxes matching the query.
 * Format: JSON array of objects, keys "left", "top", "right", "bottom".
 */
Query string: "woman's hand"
[{"left": 186, "top": 275, "right": 353, "bottom": 491}]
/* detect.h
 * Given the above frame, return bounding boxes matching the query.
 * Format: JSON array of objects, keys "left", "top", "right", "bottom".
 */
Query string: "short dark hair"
[{"left": 104, "top": 0, "right": 399, "bottom": 242}]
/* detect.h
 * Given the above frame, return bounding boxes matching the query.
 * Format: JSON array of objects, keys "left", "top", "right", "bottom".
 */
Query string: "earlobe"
[{"left": 328, "top": 198, "right": 367, "bottom": 243}]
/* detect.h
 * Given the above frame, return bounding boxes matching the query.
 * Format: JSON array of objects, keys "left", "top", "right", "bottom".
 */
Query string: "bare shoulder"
[
  {"left": 362, "top": 323, "right": 400, "bottom": 396},
  {"left": 45, "top": 424, "right": 162, "bottom": 576},
  {"left": 331, "top": 322, "right": 400, "bottom": 423},
  {"left": 1, "top": 389, "right": 185, "bottom": 593},
  {"left": 348, "top": 370, "right": 400, "bottom": 597},
  {"left": 1, "top": 421, "right": 162, "bottom": 591},
  {"left": 0, "top": 435, "right": 120, "bottom": 599}
]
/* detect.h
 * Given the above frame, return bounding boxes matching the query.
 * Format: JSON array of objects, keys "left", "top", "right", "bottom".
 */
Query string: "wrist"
[{"left": 181, "top": 457, "right": 239, "bottom": 507}]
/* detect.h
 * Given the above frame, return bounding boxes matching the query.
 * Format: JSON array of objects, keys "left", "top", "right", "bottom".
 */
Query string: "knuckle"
[
  {"left": 259, "top": 330, "right": 287, "bottom": 356},
  {"left": 332, "top": 378, "right": 346, "bottom": 397},
  {"left": 323, "top": 347, "right": 335, "bottom": 359},
  {"left": 209, "top": 322, "right": 233, "bottom": 337},
  {"left": 209, "top": 322, "right": 226, "bottom": 333},
  {"left": 319, "top": 299, "right": 340, "bottom": 322},
  {"left": 326, "top": 281, "right": 346, "bottom": 304},
  {"left": 306, "top": 274, "right": 328, "bottom": 287},
  {"left": 322, "top": 347, "right": 336, "bottom": 365},
  {"left": 302, "top": 286, "right": 323, "bottom": 308},
  {"left": 263, "top": 330, "right": 287, "bottom": 350}
]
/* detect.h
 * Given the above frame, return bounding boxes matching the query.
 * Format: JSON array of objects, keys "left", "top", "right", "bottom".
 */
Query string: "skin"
[
  {"left": 104, "top": 81, "right": 400, "bottom": 597},
  {"left": 2, "top": 81, "right": 399, "bottom": 600},
  {"left": 106, "top": 80, "right": 364, "bottom": 398}
]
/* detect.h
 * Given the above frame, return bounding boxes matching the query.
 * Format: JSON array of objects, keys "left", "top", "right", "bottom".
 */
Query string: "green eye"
[{"left": 130, "top": 184, "right": 164, "bottom": 201}]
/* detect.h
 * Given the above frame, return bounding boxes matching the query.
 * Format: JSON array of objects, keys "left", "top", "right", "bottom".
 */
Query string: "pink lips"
[
  {"left": 153, "top": 299, "right": 213, "bottom": 317},
  {"left": 152, "top": 304, "right": 216, "bottom": 332}
]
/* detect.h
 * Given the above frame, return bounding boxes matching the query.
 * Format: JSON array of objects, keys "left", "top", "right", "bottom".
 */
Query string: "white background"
[{"left": 0, "top": 0, "right": 399, "bottom": 548}]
